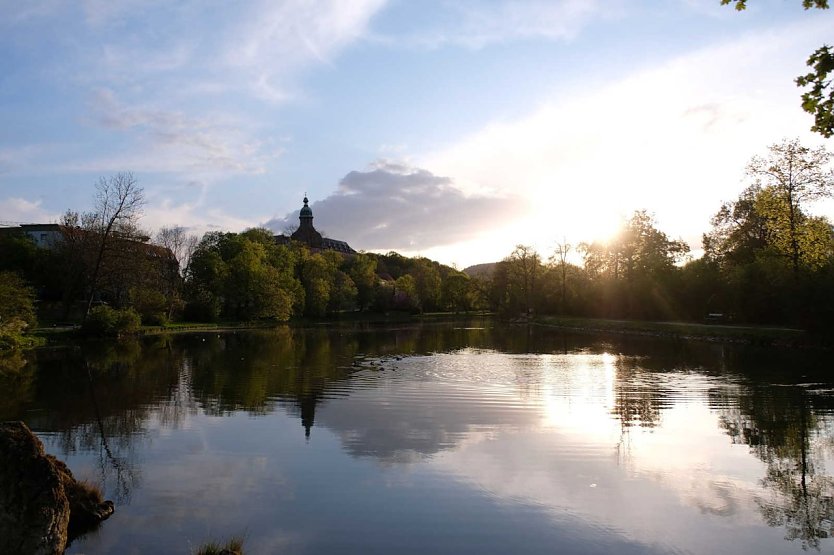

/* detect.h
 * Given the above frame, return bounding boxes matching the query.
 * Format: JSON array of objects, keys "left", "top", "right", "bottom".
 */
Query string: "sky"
[{"left": 1, "top": 0, "right": 833, "bottom": 268}]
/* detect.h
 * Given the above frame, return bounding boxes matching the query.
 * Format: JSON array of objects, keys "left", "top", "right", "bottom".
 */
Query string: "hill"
[{"left": 462, "top": 262, "right": 497, "bottom": 278}]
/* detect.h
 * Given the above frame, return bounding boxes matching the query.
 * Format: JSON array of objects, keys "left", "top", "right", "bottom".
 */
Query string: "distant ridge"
[{"left": 463, "top": 262, "right": 497, "bottom": 278}]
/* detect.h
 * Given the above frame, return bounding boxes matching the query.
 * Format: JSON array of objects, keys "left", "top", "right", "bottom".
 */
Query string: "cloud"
[
  {"left": 0, "top": 145, "right": 48, "bottom": 175},
  {"left": 218, "top": 0, "right": 386, "bottom": 102},
  {"left": 392, "top": 0, "right": 614, "bottom": 50},
  {"left": 140, "top": 187, "right": 263, "bottom": 238},
  {"left": 264, "top": 160, "right": 526, "bottom": 252},
  {"left": 423, "top": 16, "right": 834, "bottom": 257},
  {"left": 0, "top": 197, "right": 58, "bottom": 224},
  {"left": 76, "top": 89, "right": 281, "bottom": 176}
]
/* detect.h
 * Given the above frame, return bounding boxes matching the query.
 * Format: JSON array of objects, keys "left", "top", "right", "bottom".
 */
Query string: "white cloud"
[
  {"left": 264, "top": 160, "right": 526, "bottom": 252},
  {"left": 0, "top": 197, "right": 59, "bottom": 224},
  {"left": 423, "top": 16, "right": 834, "bottom": 260},
  {"left": 221, "top": 0, "right": 387, "bottom": 102},
  {"left": 77, "top": 89, "right": 281, "bottom": 176},
  {"left": 141, "top": 193, "right": 262, "bottom": 238},
  {"left": 394, "top": 0, "right": 616, "bottom": 50}
]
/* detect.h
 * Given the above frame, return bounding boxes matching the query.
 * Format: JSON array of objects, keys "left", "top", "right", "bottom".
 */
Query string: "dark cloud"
[{"left": 264, "top": 161, "right": 526, "bottom": 251}]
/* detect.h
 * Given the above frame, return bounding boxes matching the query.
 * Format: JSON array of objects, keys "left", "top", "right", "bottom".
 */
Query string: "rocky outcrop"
[{"left": 0, "top": 421, "right": 114, "bottom": 554}]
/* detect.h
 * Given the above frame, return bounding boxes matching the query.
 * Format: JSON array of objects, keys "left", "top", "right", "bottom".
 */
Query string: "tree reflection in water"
[
  {"left": 718, "top": 383, "right": 834, "bottom": 550},
  {"left": 7, "top": 322, "right": 834, "bottom": 552}
]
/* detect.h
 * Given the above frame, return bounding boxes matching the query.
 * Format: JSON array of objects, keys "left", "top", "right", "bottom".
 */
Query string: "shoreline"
[{"left": 26, "top": 312, "right": 827, "bottom": 350}]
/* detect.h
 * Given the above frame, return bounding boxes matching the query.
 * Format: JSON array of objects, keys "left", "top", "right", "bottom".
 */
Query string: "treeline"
[
  {"left": 0, "top": 215, "right": 483, "bottom": 333},
  {"left": 1, "top": 139, "right": 832, "bottom": 342},
  {"left": 487, "top": 139, "right": 834, "bottom": 331},
  {"left": 181, "top": 229, "right": 479, "bottom": 322}
]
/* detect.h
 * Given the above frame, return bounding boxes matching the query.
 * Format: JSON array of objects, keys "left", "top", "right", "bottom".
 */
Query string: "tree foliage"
[
  {"left": 743, "top": 139, "right": 833, "bottom": 273},
  {"left": 0, "top": 272, "right": 38, "bottom": 350},
  {"left": 186, "top": 230, "right": 303, "bottom": 321},
  {"left": 796, "top": 45, "right": 834, "bottom": 138},
  {"left": 702, "top": 140, "right": 834, "bottom": 325},
  {"left": 720, "top": 0, "right": 829, "bottom": 9}
]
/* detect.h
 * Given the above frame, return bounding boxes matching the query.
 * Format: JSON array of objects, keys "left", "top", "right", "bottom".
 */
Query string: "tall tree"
[
  {"left": 505, "top": 245, "right": 541, "bottom": 316},
  {"left": 84, "top": 172, "right": 145, "bottom": 317},
  {"left": 154, "top": 226, "right": 199, "bottom": 278},
  {"left": 550, "top": 240, "right": 572, "bottom": 312},
  {"left": 581, "top": 212, "right": 688, "bottom": 319},
  {"left": 745, "top": 139, "right": 833, "bottom": 273}
]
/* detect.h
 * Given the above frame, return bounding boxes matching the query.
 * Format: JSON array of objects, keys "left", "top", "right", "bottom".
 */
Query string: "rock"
[
  {"left": 0, "top": 421, "right": 115, "bottom": 555},
  {"left": 0, "top": 421, "right": 69, "bottom": 555},
  {"left": 50, "top": 456, "right": 115, "bottom": 540}
]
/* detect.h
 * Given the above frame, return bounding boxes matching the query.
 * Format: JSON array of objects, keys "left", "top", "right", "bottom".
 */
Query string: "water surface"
[{"left": 5, "top": 323, "right": 834, "bottom": 554}]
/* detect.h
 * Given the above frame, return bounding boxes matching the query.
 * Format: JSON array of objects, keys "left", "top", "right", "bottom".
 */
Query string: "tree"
[
  {"left": 550, "top": 240, "right": 571, "bottom": 312},
  {"left": 154, "top": 226, "right": 199, "bottom": 278},
  {"left": 704, "top": 185, "right": 771, "bottom": 266},
  {"left": 582, "top": 211, "right": 689, "bottom": 281},
  {"left": 581, "top": 212, "right": 689, "bottom": 319},
  {"left": 346, "top": 253, "right": 377, "bottom": 311},
  {"left": 183, "top": 230, "right": 303, "bottom": 322},
  {"left": 411, "top": 258, "right": 442, "bottom": 312},
  {"left": 505, "top": 245, "right": 541, "bottom": 316},
  {"left": 442, "top": 272, "right": 476, "bottom": 313},
  {"left": 745, "top": 139, "right": 833, "bottom": 273},
  {"left": 300, "top": 252, "right": 335, "bottom": 317},
  {"left": 722, "top": 0, "right": 833, "bottom": 137},
  {"left": 392, "top": 274, "right": 419, "bottom": 311},
  {"left": 83, "top": 172, "right": 145, "bottom": 317}
]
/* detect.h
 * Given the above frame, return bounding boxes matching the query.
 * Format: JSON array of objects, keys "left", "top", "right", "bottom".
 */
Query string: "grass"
[
  {"left": 193, "top": 536, "right": 244, "bottom": 555},
  {"left": 535, "top": 315, "right": 807, "bottom": 344}
]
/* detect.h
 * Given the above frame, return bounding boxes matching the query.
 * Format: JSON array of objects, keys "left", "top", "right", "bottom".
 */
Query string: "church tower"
[{"left": 290, "top": 196, "right": 323, "bottom": 248}]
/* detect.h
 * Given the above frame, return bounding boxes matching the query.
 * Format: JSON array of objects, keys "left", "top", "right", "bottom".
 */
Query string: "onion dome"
[{"left": 300, "top": 196, "right": 313, "bottom": 218}]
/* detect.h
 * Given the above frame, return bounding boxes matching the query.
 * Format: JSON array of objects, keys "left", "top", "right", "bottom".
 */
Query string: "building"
[
  {"left": 0, "top": 223, "right": 64, "bottom": 249},
  {"left": 274, "top": 197, "right": 356, "bottom": 255}
]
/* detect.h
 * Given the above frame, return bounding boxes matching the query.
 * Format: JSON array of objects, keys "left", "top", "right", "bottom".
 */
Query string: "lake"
[{"left": 4, "top": 322, "right": 834, "bottom": 554}]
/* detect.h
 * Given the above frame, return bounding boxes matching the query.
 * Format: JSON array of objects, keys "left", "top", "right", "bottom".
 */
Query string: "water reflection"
[
  {"left": 6, "top": 323, "right": 834, "bottom": 553},
  {"left": 717, "top": 383, "right": 834, "bottom": 549}
]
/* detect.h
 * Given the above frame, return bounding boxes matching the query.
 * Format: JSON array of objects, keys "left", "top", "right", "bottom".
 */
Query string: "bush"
[
  {"left": 114, "top": 308, "right": 140, "bottom": 334},
  {"left": 81, "top": 306, "right": 141, "bottom": 337},
  {"left": 131, "top": 287, "right": 169, "bottom": 325},
  {"left": 183, "top": 298, "right": 220, "bottom": 322},
  {"left": 0, "top": 272, "right": 38, "bottom": 351},
  {"left": 141, "top": 312, "right": 169, "bottom": 326},
  {"left": 81, "top": 306, "right": 116, "bottom": 336}
]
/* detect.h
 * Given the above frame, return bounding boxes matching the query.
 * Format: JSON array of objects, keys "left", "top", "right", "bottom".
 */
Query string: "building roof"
[{"left": 276, "top": 197, "right": 356, "bottom": 255}]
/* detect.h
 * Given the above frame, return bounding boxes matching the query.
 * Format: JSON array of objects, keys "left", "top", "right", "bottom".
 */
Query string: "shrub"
[
  {"left": 131, "top": 287, "right": 169, "bottom": 325},
  {"left": 0, "top": 272, "right": 38, "bottom": 351},
  {"left": 81, "top": 306, "right": 117, "bottom": 336},
  {"left": 81, "top": 306, "right": 141, "bottom": 337},
  {"left": 183, "top": 298, "right": 220, "bottom": 322},
  {"left": 113, "top": 308, "right": 140, "bottom": 334},
  {"left": 141, "top": 312, "right": 169, "bottom": 326}
]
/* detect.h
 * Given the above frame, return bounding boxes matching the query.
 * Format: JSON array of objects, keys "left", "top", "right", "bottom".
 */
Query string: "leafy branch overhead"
[
  {"left": 797, "top": 46, "right": 834, "bottom": 138},
  {"left": 721, "top": 0, "right": 833, "bottom": 138},
  {"left": 720, "top": 0, "right": 829, "bottom": 9}
]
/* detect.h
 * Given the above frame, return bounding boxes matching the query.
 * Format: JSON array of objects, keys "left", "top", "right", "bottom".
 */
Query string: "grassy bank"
[
  {"left": 534, "top": 315, "right": 810, "bottom": 346},
  {"left": 29, "top": 312, "right": 821, "bottom": 349},
  {"left": 32, "top": 311, "right": 492, "bottom": 339}
]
